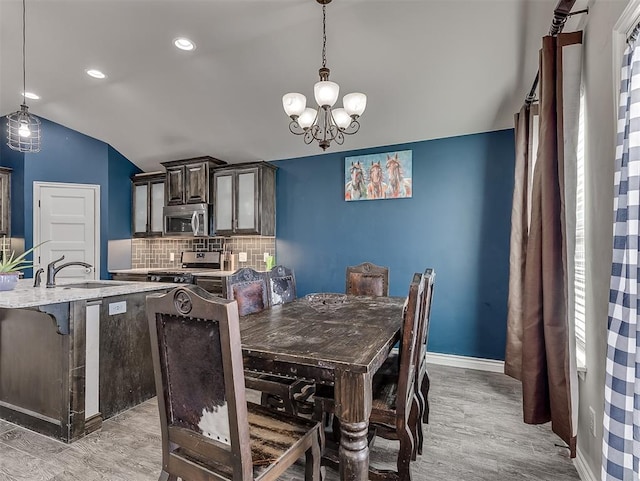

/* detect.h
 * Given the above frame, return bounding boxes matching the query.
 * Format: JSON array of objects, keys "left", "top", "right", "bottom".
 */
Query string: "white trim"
[
  {"left": 612, "top": 0, "right": 640, "bottom": 134},
  {"left": 33, "top": 181, "right": 101, "bottom": 279},
  {"left": 425, "top": 352, "right": 505, "bottom": 373},
  {"left": 574, "top": 447, "right": 599, "bottom": 481}
]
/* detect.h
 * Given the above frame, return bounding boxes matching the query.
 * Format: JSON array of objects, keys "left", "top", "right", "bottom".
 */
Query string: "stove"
[{"left": 146, "top": 251, "right": 222, "bottom": 284}]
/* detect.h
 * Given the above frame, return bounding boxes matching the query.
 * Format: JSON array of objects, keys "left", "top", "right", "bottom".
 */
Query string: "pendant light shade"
[{"left": 6, "top": 0, "right": 41, "bottom": 153}]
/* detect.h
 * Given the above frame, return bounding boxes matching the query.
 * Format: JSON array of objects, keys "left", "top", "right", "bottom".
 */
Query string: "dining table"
[{"left": 239, "top": 293, "right": 406, "bottom": 481}]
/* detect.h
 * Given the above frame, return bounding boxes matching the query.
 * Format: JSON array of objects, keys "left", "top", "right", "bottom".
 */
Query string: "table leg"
[{"left": 334, "top": 370, "right": 372, "bottom": 481}]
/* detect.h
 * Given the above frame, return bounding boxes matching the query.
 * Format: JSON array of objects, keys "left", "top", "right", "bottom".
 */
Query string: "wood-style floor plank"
[{"left": 0, "top": 364, "right": 580, "bottom": 481}]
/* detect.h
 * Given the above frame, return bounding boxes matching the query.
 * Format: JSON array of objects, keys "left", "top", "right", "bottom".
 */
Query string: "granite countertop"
[
  {"left": 110, "top": 268, "right": 238, "bottom": 278},
  {"left": 0, "top": 279, "right": 179, "bottom": 309}
]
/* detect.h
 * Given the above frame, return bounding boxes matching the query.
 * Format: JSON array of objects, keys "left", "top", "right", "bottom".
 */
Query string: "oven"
[
  {"left": 146, "top": 251, "right": 224, "bottom": 295},
  {"left": 163, "top": 203, "right": 212, "bottom": 237}
]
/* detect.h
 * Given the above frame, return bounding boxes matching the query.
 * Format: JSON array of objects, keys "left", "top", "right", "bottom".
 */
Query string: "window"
[{"left": 574, "top": 89, "right": 586, "bottom": 370}]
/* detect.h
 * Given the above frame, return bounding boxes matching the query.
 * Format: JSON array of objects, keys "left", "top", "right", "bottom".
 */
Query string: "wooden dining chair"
[
  {"left": 375, "top": 268, "right": 435, "bottom": 457},
  {"left": 367, "top": 272, "right": 424, "bottom": 481},
  {"left": 267, "top": 265, "right": 297, "bottom": 305},
  {"left": 146, "top": 285, "right": 322, "bottom": 481},
  {"left": 223, "top": 267, "right": 271, "bottom": 316},
  {"left": 414, "top": 268, "right": 435, "bottom": 454},
  {"left": 346, "top": 262, "right": 389, "bottom": 296},
  {"left": 225, "top": 266, "right": 312, "bottom": 416}
]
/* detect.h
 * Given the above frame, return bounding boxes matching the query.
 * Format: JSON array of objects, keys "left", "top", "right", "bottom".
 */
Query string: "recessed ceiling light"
[
  {"left": 23, "top": 92, "right": 39, "bottom": 100},
  {"left": 174, "top": 37, "right": 196, "bottom": 51},
  {"left": 86, "top": 69, "right": 106, "bottom": 79}
]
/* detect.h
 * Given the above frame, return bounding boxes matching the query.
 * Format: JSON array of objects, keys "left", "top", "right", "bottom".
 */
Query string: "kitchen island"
[{"left": 0, "top": 279, "right": 174, "bottom": 442}]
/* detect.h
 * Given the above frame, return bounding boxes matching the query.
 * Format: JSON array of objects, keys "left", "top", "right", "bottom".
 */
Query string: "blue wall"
[
  {"left": 0, "top": 116, "right": 141, "bottom": 278},
  {"left": 273, "top": 129, "right": 515, "bottom": 360}
]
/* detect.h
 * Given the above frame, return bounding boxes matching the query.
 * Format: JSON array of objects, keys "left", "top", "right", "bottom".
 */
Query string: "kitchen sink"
[{"left": 62, "top": 282, "right": 126, "bottom": 289}]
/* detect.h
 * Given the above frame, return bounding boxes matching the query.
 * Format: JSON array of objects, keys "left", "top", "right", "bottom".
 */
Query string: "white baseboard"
[
  {"left": 425, "top": 352, "right": 505, "bottom": 373},
  {"left": 574, "top": 447, "right": 599, "bottom": 481}
]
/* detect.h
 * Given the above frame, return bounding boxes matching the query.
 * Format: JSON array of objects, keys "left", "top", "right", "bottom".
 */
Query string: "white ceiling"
[{"left": 0, "top": 0, "right": 589, "bottom": 172}]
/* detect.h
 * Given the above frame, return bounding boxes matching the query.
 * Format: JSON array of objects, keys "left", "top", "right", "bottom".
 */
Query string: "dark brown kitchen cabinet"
[
  {"left": 162, "top": 156, "right": 226, "bottom": 206},
  {"left": 0, "top": 167, "right": 12, "bottom": 237},
  {"left": 132, "top": 172, "right": 165, "bottom": 237},
  {"left": 213, "top": 162, "right": 276, "bottom": 236}
]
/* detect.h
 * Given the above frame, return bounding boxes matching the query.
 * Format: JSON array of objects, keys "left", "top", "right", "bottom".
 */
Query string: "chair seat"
[
  {"left": 371, "top": 373, "right": 399, "bottom": 427},
  {"left": 173, "top": 402, "right": 320, "bottom": 480}
]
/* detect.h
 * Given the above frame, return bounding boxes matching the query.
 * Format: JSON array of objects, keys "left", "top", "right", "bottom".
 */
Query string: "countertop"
[
  {"left": 110, "top": 268, "right": 238, "bottom": 278},
  {"left": 0, "top": 279, "right": 178, "bottom": 309}
]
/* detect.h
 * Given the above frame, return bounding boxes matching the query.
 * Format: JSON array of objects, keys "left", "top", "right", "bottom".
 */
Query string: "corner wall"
[
  {"left": 578, "top": 0, "right": 627, "bottom": 477},
  {"left": 0, "top": 116, "right": 141, "bottom": 278}
]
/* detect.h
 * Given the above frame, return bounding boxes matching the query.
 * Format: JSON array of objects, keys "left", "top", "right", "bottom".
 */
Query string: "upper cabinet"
[
  {"left": 213, "top": 162, "right": 276, "bottom": 236},
  {"left": 132, "top": 172, "right": 165, "bottom": 237},
  {"left": 162, "top": 156, "right": 226, "bottom": 206},
  {"left": 0, "top": 167, "right": 11, "bottom": 237}
]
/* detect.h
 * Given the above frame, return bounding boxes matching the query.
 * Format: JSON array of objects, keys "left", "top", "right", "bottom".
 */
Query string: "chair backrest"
[
  {"left": 224, "top": 267, "right": 270, "bottom": 316},
  {"left": 346, "top": 262, "right": 389, "bottom": 296},
  {"left": 417, "top": 268, "right": 435, "bottom": 361},
  {"left": 395, "top": 273, "right": 424, "bottom": 427},
  {"left": 147, "top": 285, "right": 253, "bottom": 480},
  {"left": 268, "top": 265, "right": 297, "bottom": 305}
]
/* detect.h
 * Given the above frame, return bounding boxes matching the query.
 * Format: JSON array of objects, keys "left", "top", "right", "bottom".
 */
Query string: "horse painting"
[
  {"left": 385, "top": 154, "right": 412, "bottom": 198},
  {"left": 345, "top": 161, "right": 367, "bottom": 200},
  {"left": 367, "top": 161, "right": 387, "bottom": 199}
]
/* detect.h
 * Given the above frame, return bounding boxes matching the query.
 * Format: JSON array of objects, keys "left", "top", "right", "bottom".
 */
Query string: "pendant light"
[
  {"left": 283, "top": 0, "right": 366, "bottom": 151},
  {"left": 6, "top": 0, "right": 41, "bottom": 153}
]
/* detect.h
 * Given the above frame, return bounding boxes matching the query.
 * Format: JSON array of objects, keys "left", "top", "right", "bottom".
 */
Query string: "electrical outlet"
[
  {"left": 264, "top": 252, "right": 270, "bottom": 262},
  {"left": 589, "top": 406, "right": 596, "bottom": 437},
  {"left": 238, "top": 252, "right": 248, "bottom": 262},
  {"left": 108, "top": 301, "right": 127, "bottom": 316},
  {"left": 169, "top": 252, "right": 175, "bottom": 262}
]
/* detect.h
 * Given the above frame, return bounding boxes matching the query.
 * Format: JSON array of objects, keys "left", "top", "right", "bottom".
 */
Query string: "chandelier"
[
  {"left": 6, "top": 0, "right": 41, "bottom": 153},
  {"left": 282, "top": 0, "right": 366, "bottom": 151}
]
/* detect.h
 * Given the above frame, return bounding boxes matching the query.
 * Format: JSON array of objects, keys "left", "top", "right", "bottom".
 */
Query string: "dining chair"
[
  {"left": 345, "top": 261, "right": 389, "bottom": 296},
  {"left": 224, "top": 267, "right": 271, "bottom": 316},
  {"left": 413, "top": 268, "right": 435, "bottom": 454},
  {"left": 146, "top": 285, "right": 322, "bottom": 481},
  {"left": 268, "top": 265, "right": 297, "bottom": 305},
  {"left": 261, "top": 265, "right": 316, "bottom": 414},
  {"left": 367, "top": 272, "right": 423, "bottom": 481},
  {"left": 375, "top": 267, "right": 435, "bottom": 456},
  {"left": 225, "top": 266, "right": 312, "bottom": 416}
]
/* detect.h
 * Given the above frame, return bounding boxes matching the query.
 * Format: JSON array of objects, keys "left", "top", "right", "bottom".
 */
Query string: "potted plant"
[{"left": 0, "top": 241, "right": 46, "bottom": 291}]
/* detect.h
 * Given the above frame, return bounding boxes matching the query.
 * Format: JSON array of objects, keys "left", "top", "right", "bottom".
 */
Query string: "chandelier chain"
[
  {"left": 321, "top": 4, "right": 327, "bottom": 69},
  {"left": 22, "top": 0, "right": 26, "bottom": 105}
]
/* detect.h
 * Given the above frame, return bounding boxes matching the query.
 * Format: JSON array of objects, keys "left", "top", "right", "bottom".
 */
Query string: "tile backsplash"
[{"left": 131, "top": 237, "right": 276, "bottom": 271}]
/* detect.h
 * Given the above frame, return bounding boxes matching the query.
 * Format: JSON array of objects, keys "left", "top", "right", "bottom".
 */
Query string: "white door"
[{"left": 33, "top": 182, "right": 100, "bottom": 282}]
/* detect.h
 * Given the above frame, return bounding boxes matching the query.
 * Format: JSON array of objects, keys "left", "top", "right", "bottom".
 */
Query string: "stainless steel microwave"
[{"left": 163, "top": 203, "right": 212, "bottom": 237}]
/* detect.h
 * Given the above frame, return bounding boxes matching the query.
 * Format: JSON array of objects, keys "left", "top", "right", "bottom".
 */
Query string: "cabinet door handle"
[{"left": 191, "top": 211, "right": 199, "bottom": 235}]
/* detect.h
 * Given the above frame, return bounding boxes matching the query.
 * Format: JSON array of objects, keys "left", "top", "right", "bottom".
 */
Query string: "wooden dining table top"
[{"left": 239, "top": 294, "right": 405, "bottom": 375}]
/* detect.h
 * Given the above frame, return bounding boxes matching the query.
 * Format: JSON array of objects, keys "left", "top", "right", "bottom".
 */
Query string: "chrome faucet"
[
  {"left": 33, "top": 268, "right": 44, "bottom": 287},
  {"left": 46, "top": 255, "right": 93, "bottom": 288}
]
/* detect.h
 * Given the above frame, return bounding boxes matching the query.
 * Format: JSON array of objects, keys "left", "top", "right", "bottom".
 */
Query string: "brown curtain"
[
  {"left": 504, "top": 104, "right": 532, "bottom": 381},
  {"left": 505, "top": 32, "right": 582, "bottom": 458}
]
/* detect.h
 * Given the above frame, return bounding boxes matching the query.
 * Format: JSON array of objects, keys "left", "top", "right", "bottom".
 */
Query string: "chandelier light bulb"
[
  {"left": 314, "top": 80, "right": 339, "bottom": 108},
  {"left": 332, "top": 108, "right": 351, "bottom": 129},
  {"left": 343, "top": 92, "right": 367, "bottom": 117},
  {"left": 282, "top": 93, "right": 306, "bottom": 118},
  {"left": 298, "top": 108, "right": 317, "bottom": 129},
  {"left": 18, "top": 121, "right": 31, "bottom": 138}
]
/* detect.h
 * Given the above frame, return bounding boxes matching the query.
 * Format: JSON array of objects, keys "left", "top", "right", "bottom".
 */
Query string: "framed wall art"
[{"left": 344, "top": 150, "right": 412, "bottom": 201}]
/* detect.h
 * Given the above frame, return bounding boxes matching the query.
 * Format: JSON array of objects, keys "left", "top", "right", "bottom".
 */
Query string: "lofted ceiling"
[{"left": 0, "top": 0, "right": 590, "bottom": 172}]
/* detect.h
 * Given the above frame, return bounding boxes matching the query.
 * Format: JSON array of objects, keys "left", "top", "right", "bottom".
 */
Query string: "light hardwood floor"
[{"left": 0, "top": 364, "right": 580, "bottom": 481}]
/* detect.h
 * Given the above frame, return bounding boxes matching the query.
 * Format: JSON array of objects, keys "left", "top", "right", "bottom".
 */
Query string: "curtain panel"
[
  {"left": 602, "top": 34, "right": 640, "bottom": 481},
  {"left": 505, "top": 32, "right": 582, "bottom": 457}
]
